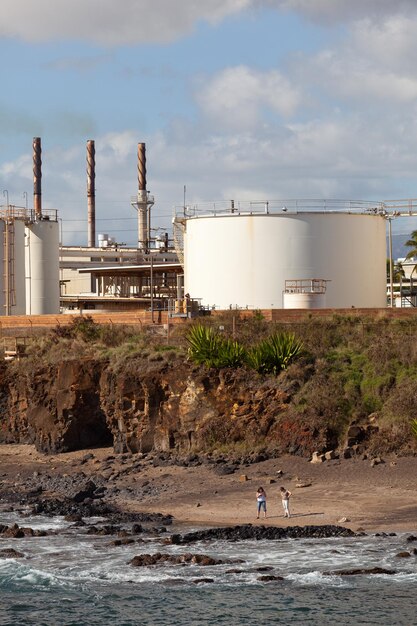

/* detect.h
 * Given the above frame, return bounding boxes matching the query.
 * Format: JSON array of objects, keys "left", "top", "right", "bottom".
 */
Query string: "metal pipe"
[
  {"left": 150, "top": 253, "right": 154, "bottom": 322},
  {"left": 33, "top": 137, "right": 42, "bottom": 218},
  {"left": 2, "top": 190, "right": 10, "bottom": 314},
  {"left": 87, "top": 140, "right": 96, "bottom": 247},
  {"left": 4, "top": 222, "right": 9, "bottom": 315},
  {"left": 388, "top": 217, "right": 394, "bottom": 307}
]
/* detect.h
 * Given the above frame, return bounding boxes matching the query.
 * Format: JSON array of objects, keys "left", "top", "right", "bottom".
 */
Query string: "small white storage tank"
[
  {"left": 183, "top": 211, "right": 387, "bottom": 309},
  {"left": 283, "top": 292, "right": 326, "bottom": 309},
  {"left": 25, "top": 220, "right": 60, "bottom": 314}
]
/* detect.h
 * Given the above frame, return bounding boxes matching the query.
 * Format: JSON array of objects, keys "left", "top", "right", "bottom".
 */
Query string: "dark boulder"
[
  {"left": 0, "top": 548, "right": 25, "bottom": 559},
  {"left": 323, "top": 567, "right": 396, "bottom": 576},
  {"left": 170, "top": 525, "right": 356, "bottom": 544},
  {"left": 192, "top": 578, "right": 214, "bottom": 584}
]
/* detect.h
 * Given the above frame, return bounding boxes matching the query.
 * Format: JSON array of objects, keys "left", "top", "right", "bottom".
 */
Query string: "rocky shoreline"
[{"left": 1, "top": 444, "right": 417, "bottom": 534}]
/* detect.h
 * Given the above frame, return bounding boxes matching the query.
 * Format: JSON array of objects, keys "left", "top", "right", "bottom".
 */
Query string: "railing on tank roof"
[
  {"left": 30, "top": 208, "right": 58, "bottom": 222},
  {"left": 0, "top": 205, "right": 58, "bottom": 222},
  {"left": 382, "top": 199, "right": 417, "bottom": 215},
  {"left": 0, "top": 205, "right": 30, "bottom": 221},
  {"left": 172, "top": 199, "right": 417, "bottom": 221},
  {"left": 173, "top": 199, "right": 389, "bottom": 219}
]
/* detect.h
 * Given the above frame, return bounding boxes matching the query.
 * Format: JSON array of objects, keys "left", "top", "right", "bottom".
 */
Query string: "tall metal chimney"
[
  {"left": 137, "top": 142, "right": 148, "bottom": 251},
  {"left": 33, "top": 137, "right": 42, "bottom": 218},
  {"left": 87, "top": 139, "right": 96, "bottom": 247}
]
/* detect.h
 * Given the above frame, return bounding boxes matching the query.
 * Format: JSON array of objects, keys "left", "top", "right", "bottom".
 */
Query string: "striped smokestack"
[
  {"left": 33, "top": 137, "right": 42, "bottom": 218},
  {"left": 138, "top": 142, "right": 146, "bottom": 191},
  {"left": 87, "top": 139, "right": 96, "bottom": 247},
  {"left": 137, "top": 142, "right": 148, "bottom": 250}
]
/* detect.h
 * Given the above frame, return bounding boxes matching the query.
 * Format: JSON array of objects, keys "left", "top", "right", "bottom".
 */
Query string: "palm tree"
[
  {"left": 405, "top": 231, "right": 417, "bottom": 302},
  {"left": 405, "top": 230, "right": 417, "bottom": 261},
  {"left": 393, "top": 261, "right": 405, "bottom": 283}
]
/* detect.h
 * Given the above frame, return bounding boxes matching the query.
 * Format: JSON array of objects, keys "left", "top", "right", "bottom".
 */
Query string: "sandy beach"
[{"left": 0, "top": 444, "right": 416, "bottom": 533}]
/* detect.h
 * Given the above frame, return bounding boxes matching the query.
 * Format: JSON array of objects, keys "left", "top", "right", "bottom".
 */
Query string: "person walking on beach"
[
  {"left": 280, "top": 486, "right": 292, "bottom": 518},
  {"left": 256, "top": 487, "right": 267, "bottom": 519}
]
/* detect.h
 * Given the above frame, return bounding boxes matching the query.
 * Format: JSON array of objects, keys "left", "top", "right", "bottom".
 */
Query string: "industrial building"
[
  {"left": 1, "top": 137, "right": 417, "bottom": 318},
  {"left": 59, "top": 140, "right": 183, "bottom": 313}
]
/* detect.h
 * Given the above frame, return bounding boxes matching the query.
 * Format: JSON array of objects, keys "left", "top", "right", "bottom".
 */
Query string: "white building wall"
[{"left": 184, "top": 213, "right": 387, "bottom": 309}]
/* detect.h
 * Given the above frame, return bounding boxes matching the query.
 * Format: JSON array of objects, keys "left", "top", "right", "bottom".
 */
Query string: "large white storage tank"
[
  {"left": 25, "top": 220, "right": 60, "bottom": 314},
  {"left": 183, "top": 211, "right": 387, "bottom": 309}
]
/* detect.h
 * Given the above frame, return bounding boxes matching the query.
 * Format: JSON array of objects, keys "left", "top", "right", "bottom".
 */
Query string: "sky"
[{"left": 1, "top": 0, "right": 417, "bottom": 246}]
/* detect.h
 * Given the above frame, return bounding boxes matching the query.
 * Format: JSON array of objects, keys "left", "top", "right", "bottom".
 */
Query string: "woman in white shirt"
[{"left": 256, "top": 487, "right": 267, "bottom": 519}]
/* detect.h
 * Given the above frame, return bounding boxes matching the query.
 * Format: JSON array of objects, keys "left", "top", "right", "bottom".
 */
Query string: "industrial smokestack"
[
  {"left": 87, "top": 140, "right": 96, "bottom": 247},
  {"left": 138, "top": 142, "right": 146, "bottom": 192},
  {"left": 137, "top": 142, "right": 148, "bottom": 251},
  {"left": 33, "top": 137, "right": 42, "bottom": 218}
]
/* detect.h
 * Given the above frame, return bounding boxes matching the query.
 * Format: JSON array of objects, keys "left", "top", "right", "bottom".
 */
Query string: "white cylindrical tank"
[
  {"left": 0, "top": 220, "right": 26, "bottom": 316},
  {"left": 98, "top": 233, "right": 108, "bottom": 248},
  {"left": 184, "top": 212, "right": 387, "bottom": 309},
  {"left": 25, "top": 220, "right": 60, "bottom": 314},
  {"left": 283, "top": 292, "right": 326, "bottom": 309}
]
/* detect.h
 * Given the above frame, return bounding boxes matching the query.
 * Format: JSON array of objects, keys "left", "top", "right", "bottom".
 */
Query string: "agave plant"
[
  {"left": 216, "top": 338, "right": 246, "bottom": 368},
  {"left": 186, "top": 324, "right": 246, "bottom": 368},
  {"left": 186, "top": 324, "right": 222, "bottom": 367},
  {"left": 269, "top": 331, "right": 303, "bottom": 370},
  {"left": 245, "top": 342, "right": 271, "bottom": 374},
  {"left": 186, "top": 325, "right": 302, "bottom": 373},
  {"left": 246, "top": 331, "right": 303, "bottom": 375}
]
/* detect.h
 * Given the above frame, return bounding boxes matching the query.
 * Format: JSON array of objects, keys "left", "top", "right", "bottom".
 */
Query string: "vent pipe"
[
  {"left": 33, "top": 137, "right": 42, "bottom": 218},
  {"left": 87, "top": 139, "right": 96, "bottom": 247},
  {"left": 137, "top": 142, "right": 148, "bottom": 251}
]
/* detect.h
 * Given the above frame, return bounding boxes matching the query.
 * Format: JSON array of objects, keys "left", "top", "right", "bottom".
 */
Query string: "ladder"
[{"left": 3, "top": 221, "right": 16, "bottom": 315}]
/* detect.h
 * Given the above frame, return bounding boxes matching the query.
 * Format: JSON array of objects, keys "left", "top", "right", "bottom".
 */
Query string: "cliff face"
[
  {"left": 0, "top": 357, "right": 322, "bottom": 456},
  {"left": 2, "top": 351, "right": 405, "bottom": 457},
  {"left": 0, "top": 360, "right": 110, "bottom": 453}
]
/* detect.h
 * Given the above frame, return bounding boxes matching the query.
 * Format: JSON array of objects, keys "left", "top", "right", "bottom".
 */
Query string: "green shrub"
[
  {"left": 186, "top": 325, "right": 302, "bottom": 373},
  {"left": 52, "top": 316, "right": 101, "bottom": 342},
  {"left": 246, "top": 332, "right": 303, "bottom": 375},
  {"left": 186, "top": 324, "right": 246, "bottom": 368}
]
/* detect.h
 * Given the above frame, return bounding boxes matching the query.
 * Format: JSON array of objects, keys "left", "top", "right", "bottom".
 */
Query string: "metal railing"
[
  {"left": 173, "top": 198, "right": 390, "bottom": 219},
  {"left": 0, "top": 205, "right": 58, "bottom": 222}
]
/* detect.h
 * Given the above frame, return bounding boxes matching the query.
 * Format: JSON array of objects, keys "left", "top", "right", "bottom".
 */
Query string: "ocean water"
[{"left": 0, "top": 511, "right": 417, "bottom": 626}]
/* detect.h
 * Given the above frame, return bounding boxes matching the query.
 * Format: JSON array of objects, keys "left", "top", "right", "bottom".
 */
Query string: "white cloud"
[
  {"left": 197, "top": 66, "right": 300, "bottom": 130},
  {"left": 308, "top": 49, "right": 417, "bottom": 104},
  {"left": 1, "top": 0, "right": 417, "bottom": 46},
  {"left": 350, "top": 16, "right": 417, "bottom": 74},
  {"left": 0, "top": 0, "right": 251, "bottom": 45},
  {"left": 3, "top": 1, "right": 417, "bottom": 243},
  {"left": 265, "top": 0, "right": 417, "bottom": 24},
  {"left": 289, "top": 12, "right": 417, "bottom": 107},
  {"left": 3, "top": 106, "right": 417, "bottom": 248}
]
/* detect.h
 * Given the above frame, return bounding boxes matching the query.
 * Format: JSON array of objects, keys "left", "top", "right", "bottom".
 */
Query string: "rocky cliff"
[
  {"left": 1, "top": 329, "right": 415, "bottom": 459},
  {"left": 0, "top": 355, "right": 334, "bottom": 457}
]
